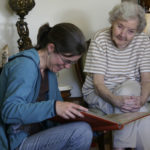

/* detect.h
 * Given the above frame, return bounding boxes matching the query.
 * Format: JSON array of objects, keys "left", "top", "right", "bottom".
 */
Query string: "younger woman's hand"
[{"left": 55, "top": 101, "right": 88, "bottom": 119}]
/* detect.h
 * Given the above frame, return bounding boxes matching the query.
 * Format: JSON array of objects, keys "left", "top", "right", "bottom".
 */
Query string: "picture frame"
[{"left": 121, "top": 0, "right": 138, "bottom": 3}]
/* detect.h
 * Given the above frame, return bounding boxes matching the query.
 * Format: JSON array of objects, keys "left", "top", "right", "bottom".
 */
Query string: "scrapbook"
[{"left": 51, "top": 108, "right": 150, "bottom": 131}]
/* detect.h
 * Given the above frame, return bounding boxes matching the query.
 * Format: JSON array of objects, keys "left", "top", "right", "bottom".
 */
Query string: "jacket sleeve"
[{"left": 1, "top": 57, "right": 59, "bottom": 124}]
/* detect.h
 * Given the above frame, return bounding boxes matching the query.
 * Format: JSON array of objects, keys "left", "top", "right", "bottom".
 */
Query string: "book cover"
[{"left": 50, "top": 108, "right": 150, "bottom": 131}]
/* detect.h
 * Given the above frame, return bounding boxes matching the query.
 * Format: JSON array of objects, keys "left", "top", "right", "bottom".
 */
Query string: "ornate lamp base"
[{"left": 9, "top": 0, "right": 35, "bottom": 51}]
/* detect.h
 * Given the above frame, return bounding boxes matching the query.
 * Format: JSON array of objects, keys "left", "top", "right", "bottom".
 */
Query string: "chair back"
[{"left": 75, "top": 39, "right": 90, "bottom": 86}]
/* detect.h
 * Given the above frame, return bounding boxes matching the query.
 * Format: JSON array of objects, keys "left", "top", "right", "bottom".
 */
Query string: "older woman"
[
  {"left": 0, "top": 23, "right": 93, "bottom": 150},
  {"left": 82, "top": 2, "right": 150, "bottom": 150}
]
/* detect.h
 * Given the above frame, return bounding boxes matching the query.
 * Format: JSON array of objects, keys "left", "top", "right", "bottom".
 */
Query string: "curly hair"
[{"left": 109, "top": 1, "right": 146, "bottom": 33}]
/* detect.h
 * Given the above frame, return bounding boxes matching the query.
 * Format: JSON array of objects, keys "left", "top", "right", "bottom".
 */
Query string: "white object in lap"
[{"left": 113, "top": 80, "right": 150, "bottom": 149}]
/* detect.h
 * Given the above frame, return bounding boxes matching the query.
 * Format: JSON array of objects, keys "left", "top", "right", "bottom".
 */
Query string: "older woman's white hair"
[{"left": 109, "top": 1, "right": 146, "bottom": 33}]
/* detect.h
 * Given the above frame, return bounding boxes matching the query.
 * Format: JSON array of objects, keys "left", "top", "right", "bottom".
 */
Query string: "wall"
[
  {"left": 0, "top": 0, "right": 18, "bottom": 55},
  {"left": 0, "top": 0, "right": 121, "bottom": 97}
]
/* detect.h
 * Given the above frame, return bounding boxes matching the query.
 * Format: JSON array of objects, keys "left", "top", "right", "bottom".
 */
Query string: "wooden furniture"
[
  {"left": 61, "top": 90, "right": 71, "bottom": 99},
  {"left": 59, "top": 85, "right": 72, "bottom": 99},
  {"left": 0, "top": 67, "right": 2, "bottom": 74},
  {"left": 122, "top": 0, "right": 150, "bottom": 13},
  {"left": 74, "top": 41, "right": 112, "bottom": 150},
  {"left": 139, "top": 0, "right": 150, "bottom": 12}
]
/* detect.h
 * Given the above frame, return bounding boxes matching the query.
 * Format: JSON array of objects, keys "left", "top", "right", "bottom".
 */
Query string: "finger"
[
  {"left": 70, "top": 108, "right": 84, "bottom": 118},
  {"left": 62, "top": 114, "right": 70, "bottom": 119},
  {"left": 130, "top": 108, "right": 140, "bottom": 112},
  {"left": 121, "top": 105, "right": 133, "bottom": 111},
  {"left": 124, "top": 99, "right": 140, "bottom": 105},
  {"left": 124, "top": 101, "right": 135, "bottom": 106},
  {"left": 71, "top": 104, "right": 88, "bottom": 112},
  {"left": 64, "top": 110, "right": 76, "bottom": 119},
  {"left": 120, "top": 105, "right": 134, "bottom": 112},
  {"left": 122, "top": 104, "right": 141, "bottom": 113},
  {"left": 124, "top": 102, "right": 141, "bottom": 108},
  {"left": 120, "top": 108, "right": 131, "bottom": 113}
]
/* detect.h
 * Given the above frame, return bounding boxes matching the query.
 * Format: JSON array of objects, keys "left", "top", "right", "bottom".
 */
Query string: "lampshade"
[{"left": 144, "top": 13, "right": 150, "bottom": 36}]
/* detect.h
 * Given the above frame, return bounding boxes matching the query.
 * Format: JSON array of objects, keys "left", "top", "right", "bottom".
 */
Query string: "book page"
[
  {"left": 50, "top": 107, "right": 150, "bottom": 131},
  {"left": 87, "top": 108, "right": 150, "bottom": 125}
]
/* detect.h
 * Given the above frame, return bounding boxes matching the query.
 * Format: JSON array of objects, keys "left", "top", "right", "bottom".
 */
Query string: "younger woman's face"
[{"left": 47, "top": 52, "right": 81, "bottom": 72}]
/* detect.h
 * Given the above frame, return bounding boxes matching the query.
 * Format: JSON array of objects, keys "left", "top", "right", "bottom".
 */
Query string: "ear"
[{"left": 47, "top": 43, "right": 55, "bottom": 54}]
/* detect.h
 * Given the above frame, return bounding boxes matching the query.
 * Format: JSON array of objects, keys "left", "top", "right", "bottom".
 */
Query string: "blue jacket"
[{"left": 0, "top": 49, "right": 63, "bottom": 150}]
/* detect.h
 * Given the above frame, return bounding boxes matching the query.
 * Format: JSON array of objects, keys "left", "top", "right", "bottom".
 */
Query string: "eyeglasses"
[{"left": 59, "top": 54, "right": 77, "bottom": 65}]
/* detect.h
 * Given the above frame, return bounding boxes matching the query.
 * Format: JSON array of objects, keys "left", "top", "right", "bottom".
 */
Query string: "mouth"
[{"left": 117, "top": 36, "right": 127, "bottom": 42}]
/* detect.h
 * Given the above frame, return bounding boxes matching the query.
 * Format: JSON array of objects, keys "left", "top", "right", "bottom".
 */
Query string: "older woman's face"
[{"left": 112, "top": 19, "right": 138, "bottom": 49}]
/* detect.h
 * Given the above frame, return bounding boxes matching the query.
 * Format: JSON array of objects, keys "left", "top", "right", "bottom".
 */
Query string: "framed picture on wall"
[
  {"left": 138, "top": 0, "right": 150, "bottom": 12},
  {"left": 121, "top": 0, "right": 138, "bottom": 3},
  {"left": 121, "top": 0, "right": 150, "bottom": 12}
]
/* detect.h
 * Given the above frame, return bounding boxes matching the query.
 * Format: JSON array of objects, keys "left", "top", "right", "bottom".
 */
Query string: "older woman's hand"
[
  {"left": 55, "top": 101, "right": 88, "bottom": 119},
  {"left": 120, "top": 96, "right": 141, "bottom": 112},
  {"left": 113, "top": 95, "right": 141, "bottom": 112}
]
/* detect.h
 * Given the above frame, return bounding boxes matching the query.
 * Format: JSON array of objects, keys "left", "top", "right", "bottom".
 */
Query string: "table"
[{"left": 59, "top": 85, "right": 72, "bottom": 99}]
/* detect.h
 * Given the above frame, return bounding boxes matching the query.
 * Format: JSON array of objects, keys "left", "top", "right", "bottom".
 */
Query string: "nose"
[{"left": 120, "top": 29, "right": 127, "bottom": 37}]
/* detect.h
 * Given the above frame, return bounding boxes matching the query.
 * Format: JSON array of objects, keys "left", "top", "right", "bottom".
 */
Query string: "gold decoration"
[{"left": 9, "top": 0, "right": 35, "bottom": 51}]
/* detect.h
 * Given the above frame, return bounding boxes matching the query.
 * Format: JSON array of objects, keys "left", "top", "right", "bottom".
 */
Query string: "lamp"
[{"left": 9, "top": 0, "right": 35, "bottom": 51}]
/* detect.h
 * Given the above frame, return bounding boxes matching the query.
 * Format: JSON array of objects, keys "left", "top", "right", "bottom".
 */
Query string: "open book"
[{"left": 51, "top": 108, "right": 150, "bottom": 131}]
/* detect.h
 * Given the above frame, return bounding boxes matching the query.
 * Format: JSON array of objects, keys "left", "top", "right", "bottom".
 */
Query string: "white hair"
[{"left": 109, "top": 1, "right": 146, "bottom": 33}]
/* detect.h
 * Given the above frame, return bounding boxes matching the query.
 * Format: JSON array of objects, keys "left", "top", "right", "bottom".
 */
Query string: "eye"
[
  {"left": 128, "top": 30, "right": 136, "bottom": 34},
  {"left": 117, "top": 24, "right": 123, "bottom": 29}
]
